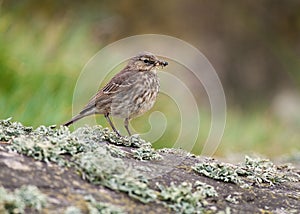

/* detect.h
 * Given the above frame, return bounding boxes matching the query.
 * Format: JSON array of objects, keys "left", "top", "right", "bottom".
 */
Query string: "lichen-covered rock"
[{"left": 0, "top": 118, "right": 299, "bottom": 213}]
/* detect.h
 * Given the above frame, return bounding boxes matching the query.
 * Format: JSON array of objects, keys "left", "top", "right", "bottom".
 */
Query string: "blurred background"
[{"left": 1, "top": 0, "right": 300, "bottom": 160}]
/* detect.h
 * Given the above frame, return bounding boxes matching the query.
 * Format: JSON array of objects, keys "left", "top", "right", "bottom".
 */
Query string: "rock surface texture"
[{"left": 0, "top": 119, "right": 299, "bottom": 213}]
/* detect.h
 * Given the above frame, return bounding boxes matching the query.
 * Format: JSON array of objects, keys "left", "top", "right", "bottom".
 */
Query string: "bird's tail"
[
  {"left": 63, "top": 114, "right": 85, "bottom": 126},
  {"left": 63, "top": 107, "right": 95, "bottom": 126}
]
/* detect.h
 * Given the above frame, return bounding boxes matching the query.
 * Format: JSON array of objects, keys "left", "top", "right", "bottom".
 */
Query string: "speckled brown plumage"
[{"left": 64, "top": 52, "right": 168, "bottom": 136}]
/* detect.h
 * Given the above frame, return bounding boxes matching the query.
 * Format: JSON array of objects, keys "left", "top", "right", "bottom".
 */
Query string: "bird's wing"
[
  {"left": 102, "top": 70, "right": 134, "bottom": 94},
  {"left": 79, "top": 70, "right": 136, "bottom": 114}
]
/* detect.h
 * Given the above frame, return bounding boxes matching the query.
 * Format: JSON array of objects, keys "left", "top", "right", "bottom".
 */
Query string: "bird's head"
[{"left": 128, "top": 52, "right": 168, "bottom": 71}]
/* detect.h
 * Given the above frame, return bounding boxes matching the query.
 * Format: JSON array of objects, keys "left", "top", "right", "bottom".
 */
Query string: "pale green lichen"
[
  {"left": 157, "top": 181, "right": 218, "bottom": 213},
  {"left": 73, "top": 148, "right": 157, "bottom": 203},
  {"left": 0, "top": 118, "right": 33, "bottom": 141},
  {"left": 84, "top": 195, "right": 124, "bottom": 214},
  {"left": 109, "top": 174, "right": 157, "bottom": 203},
  {"left": 132, "top": 147, "right": 163, "bottom": 161},
  {"left": 0, "top": 119, "right": 241, "bottom": 212},
  {"left": 0, "top": 185, "right": 47, "bottom": 214},
  {"left": 194, "top": 181, "right": 218, "bottom": 198},
  {"left": 2, "top": 119, "right": 157, "bottom": 203},
  {"left": 105, "top": 145, "right": 127, "bottom": 158},
  {"left": 64, "top": 195, "right": 124, "bottom": 214},
  {"left": 64, "top": 206, "right": 83, "bottom": 214},
  {"left": 225, "top": 195, "right": 239, "bottom": 204},
  {"left": 4, "top": 119, "right": 298, "bottom": 212},
  {"left": 158, "top": 148, "right": 190, "bottom": 155},
  {"left": 0, "top": 118, "right": 150, "bottom": 150},
  {"left": 193, "top": 160, "right": 242, "bottom": 185},
  {"left": 74, "top": 148, "right": 126, "bottom": 182},
  {"left": 237, "top": 156, "right": 299, "bottom": 186},
  {"left": 216, "top": 207, "right": 231, "bottom": 214},
  {"left": 193, "top": 156, "right": 299, "bottom": 187}
]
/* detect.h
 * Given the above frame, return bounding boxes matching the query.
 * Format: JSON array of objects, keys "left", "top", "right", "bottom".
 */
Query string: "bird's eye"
[{"left": 139, "top": 57, "right": 154, "bottom": 64}]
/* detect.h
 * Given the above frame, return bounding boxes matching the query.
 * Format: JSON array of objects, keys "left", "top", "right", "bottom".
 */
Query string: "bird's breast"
[{"left": 110, "top": 71, "right": 160, "bottom": 119}]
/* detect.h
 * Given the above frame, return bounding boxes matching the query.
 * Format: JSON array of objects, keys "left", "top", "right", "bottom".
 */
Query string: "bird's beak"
[{"left": 155, "top": 60, "right": 168, "bottom": 68}]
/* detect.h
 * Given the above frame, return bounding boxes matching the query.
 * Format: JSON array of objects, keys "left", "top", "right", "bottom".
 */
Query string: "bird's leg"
[
  {"left": 124, "top": 118, "right": 132, "bottom": 136},
  {"left": 104, "top": 113, "right": 121, "bottom": 137}
]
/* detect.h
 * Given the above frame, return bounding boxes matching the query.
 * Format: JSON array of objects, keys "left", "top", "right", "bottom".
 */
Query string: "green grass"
[
  {"left": 1, "top": 9, "right": 299, "bottom": 158},
  {"left": 217, "top": 109, "right": 300, "bottom": 158},
  {"left": 0, "top": 10, "right": 97, "bottom": 126}
]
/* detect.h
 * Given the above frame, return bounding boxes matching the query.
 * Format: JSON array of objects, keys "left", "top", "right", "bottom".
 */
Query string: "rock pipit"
[{"left": 64, "top": 52, "right": 168, "bottom": 136}]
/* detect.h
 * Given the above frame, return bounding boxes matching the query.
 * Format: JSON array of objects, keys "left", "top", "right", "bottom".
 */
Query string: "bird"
[{"left": 63, "top": 52, "right": 168, "bottom": 136}]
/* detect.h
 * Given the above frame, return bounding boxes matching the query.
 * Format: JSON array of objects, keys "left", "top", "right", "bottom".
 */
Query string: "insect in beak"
[
  {"left": 155, "top": 60, "right": 168, "bottom": 68},
  {"left": 161, "top": 61, "right": 168, "bottom": 67}
]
